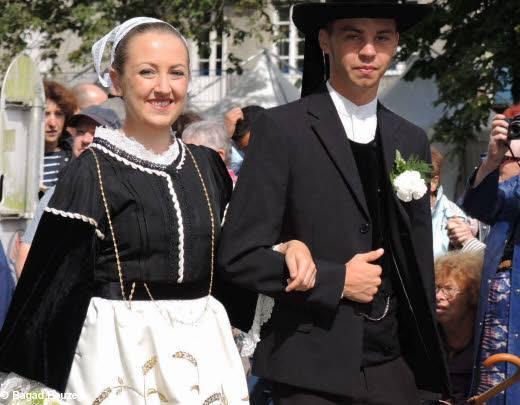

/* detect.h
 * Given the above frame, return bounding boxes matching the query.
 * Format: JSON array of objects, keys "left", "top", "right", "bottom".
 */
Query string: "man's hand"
[
  {"left": 474, "top": 114, "right": 510, "bottom": 187},
  {"left": 282, "top": 240, "right": 317, "bottom": 292},
  {"left": 224, "top": 107, "right": 244, "bottom": 137},
  {"left": 343, "top": 249, "right": 384, "bottom": 303},
  {"left": 446, "top": 217, "right": 474, "bottom": 248}
]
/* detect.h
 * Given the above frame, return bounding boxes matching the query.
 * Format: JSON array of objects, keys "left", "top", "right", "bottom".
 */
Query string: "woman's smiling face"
[{"left": 111, "top": 30, "right": 190, "bottom": 133}]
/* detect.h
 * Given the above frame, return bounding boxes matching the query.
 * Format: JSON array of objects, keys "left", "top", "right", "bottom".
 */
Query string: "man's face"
[
  {"left": 72, "top": 117, "right": 96, "bottom": 157},
  {"left": 319, "top": 18, "right": 399, "bottom": 93}
]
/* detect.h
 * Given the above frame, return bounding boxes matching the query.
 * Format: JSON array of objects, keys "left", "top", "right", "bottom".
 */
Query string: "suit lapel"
[
  {"left": 378, "top": 104, "right": 412, "bottom": 231},
  {"left": 307, "top": 85, "right": 370, "bottom": 220}
]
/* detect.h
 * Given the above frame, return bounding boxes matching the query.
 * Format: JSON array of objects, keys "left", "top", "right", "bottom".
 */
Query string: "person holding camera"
[{"left": 462, "top": 112, "right": 520, "bottom": 405}]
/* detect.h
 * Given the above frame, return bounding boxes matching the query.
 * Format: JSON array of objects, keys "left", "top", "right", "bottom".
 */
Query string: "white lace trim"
[
  {"left": 0, "top": 372, "right": 68, "bottom": 404},
  {"left": 238, "top": 244, "right": 282, "bottom": 356},
  {"left": 45, "top": 207, "right": 105, "bottom": 240},
  {"left": 240, "top": 294, "right": 275, "bottom": 357},
  {"left": 221, "top": 203, "right": 229, "bottom": 226},
  {"left": 90, "top": 143, "right": 185, "bottom": 283},
  {"left": 176, "top": 141, "right": 187, "bottom": 170},
  {"left": 95, "top": 126, "right": 180, "bottom": 166}
]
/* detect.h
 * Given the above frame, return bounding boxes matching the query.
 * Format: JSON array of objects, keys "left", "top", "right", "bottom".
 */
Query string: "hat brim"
[
  {"left": 292, "top": 3, "right": 431, "bottom": 34},
  {"left": 69, "top": 113, "right": 108, "bottom": 128}
]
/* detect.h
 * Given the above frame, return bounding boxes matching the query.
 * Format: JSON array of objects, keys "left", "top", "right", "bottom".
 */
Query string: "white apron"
[{"left": 66, "top": 296, "right": 249, "bottom": 405}]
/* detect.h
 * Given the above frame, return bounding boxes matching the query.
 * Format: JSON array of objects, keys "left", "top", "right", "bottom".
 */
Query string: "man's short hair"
[{"left": 232, "top": 105, "right": 265, "bottom": 141}]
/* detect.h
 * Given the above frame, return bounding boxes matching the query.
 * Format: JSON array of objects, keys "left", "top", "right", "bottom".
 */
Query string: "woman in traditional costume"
[{"left": 0, "top": 17, "right": 318, "bottom": 405}]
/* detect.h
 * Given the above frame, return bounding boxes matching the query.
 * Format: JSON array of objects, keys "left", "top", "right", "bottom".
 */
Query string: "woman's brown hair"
[{"left": 43, "top": 80, "right": 78, "bottom": 127}]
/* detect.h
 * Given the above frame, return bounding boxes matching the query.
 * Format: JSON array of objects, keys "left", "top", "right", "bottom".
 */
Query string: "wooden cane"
[{"left": 467, "top": 353, "right": 520, "bottom": 404}]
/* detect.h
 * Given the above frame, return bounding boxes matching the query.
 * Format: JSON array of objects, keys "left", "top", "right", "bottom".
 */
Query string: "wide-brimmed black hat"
[
  {"left": 293, "top": 0, "right": 431, "bottom": 35},
  {"left": 293, "top": 0, "right": 432, "bottom": 96}
]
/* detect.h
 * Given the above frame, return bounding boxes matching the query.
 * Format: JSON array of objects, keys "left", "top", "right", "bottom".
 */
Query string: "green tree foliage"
[
  {"left": 0, "top": 0, "right": 282, "bottom": 74},
  {"left": 399, "top": 0, "right": 520, "bottom": 163}
]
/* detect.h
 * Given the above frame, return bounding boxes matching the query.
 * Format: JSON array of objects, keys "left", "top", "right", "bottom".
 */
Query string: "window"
[
  {"left": 272, "top": 5, "right": 304, "bottom": 74},
  {"left": 193, "top": 30, "right": 224, "bottom": 77}
]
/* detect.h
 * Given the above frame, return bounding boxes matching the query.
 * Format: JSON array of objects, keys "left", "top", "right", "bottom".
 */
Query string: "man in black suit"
[{"left": 218, "top": 1, "right": 449, "bottom": 404}]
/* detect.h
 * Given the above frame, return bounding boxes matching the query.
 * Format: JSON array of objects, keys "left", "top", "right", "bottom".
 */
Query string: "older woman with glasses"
[{"left": 435, "top": 251, "right": 484, "bottom": 404}]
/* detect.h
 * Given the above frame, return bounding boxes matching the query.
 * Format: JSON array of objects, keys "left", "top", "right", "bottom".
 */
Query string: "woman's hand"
[
  {"left": 474, "top": 114, "right": 510, "bottom": 187},
  {"left": 446, "top": 217, "right": 474, "bottom": 248},
  {"left": 277, "top": 240, "right": 316, "bottom": 292}
]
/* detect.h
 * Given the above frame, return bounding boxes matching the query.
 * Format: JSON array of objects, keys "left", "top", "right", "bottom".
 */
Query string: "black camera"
[{"left": 507, "top": 114, "right": 520, "bottom": 140}]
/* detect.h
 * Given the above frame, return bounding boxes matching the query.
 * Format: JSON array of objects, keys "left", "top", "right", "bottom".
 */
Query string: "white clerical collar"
[
  {"left": 326, "top": 81, "right": 378, "bottom": 119},
  {"left": 326, "top": 81, "right": 378, "bottom": 144}
]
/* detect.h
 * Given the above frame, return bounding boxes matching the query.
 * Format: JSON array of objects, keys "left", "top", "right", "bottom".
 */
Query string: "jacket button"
[{"left": 360, "top": 223, "right": 370, "bottom": 234}]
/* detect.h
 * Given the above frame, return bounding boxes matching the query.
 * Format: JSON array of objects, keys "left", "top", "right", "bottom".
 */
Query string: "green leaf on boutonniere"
[{"left": 391, "top": 150, "right": 433, "bottom": 183}]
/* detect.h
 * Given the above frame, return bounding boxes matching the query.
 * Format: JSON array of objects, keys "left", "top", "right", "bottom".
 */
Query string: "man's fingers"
[
  {"left": 286, "top": 271, "right": 306, "bottom": 292},
  {"left": 374, "top": 276, "right": 382, "bottom": 287},
  {"left": 357, "top": 294, "right": 374, "bottom": 304},
  {"left": 286, "top": 263, "right": 317, "bottom": 292},
  {"left": 356, "top": 248, "right": 384, "bottom": 263},
  {"left": 285, "top": 253, "right": 298, "bottom": 279},
  {"left": 301, "top": 264, "right": 316, "bottom": 289},
  {"left": 286, "top": 261, "right": 306, "bottom": 292},
  {"left": 366, "top": 263, "right": 382, "bottom": 277},
  {"left": 285, "top": 279, "right": 298, "bottom": 292}
]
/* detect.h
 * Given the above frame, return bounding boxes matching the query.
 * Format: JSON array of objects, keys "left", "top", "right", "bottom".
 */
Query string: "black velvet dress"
[{"left": 0, "top": 128, "right": 255, "bottom": 402}]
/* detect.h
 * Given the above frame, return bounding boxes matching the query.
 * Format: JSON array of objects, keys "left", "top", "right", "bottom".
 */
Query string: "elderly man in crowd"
[
  {"left": 71, "top": 83, "right": 108, "bottom": 110},
  {"left": 463, "top": 116, "right": 520, "bottom": 405}
]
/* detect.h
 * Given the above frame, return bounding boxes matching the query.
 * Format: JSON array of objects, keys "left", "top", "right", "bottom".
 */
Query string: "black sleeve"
[
  {"left": 462, "top": 168, "right": 503, "bottom": 225},
  {"left": 206, "top": 146, "right": 233, "bottom": 219},
  {"left": 217, "top": 112, "right": 345, "bottom": 315},
  {"left": 0, "top": 152, "right": 103, "bottom": 391},
  {"left": 415, "top": 136, "right": 436, "bottom": 308}
]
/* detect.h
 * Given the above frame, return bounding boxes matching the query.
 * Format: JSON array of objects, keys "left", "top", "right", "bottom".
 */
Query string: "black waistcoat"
[{"left": 349, "top": 129, "right": 401, "bottom": 367}]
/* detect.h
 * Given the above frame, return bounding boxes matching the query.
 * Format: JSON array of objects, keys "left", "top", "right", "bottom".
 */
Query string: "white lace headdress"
[{"left": 92, "top": 16, "right": 188, "bottom": 88}]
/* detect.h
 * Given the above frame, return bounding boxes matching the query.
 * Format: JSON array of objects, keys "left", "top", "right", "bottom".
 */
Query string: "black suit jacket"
[{"left": 217, "top": 85, "right": 449, "bottom": 397}]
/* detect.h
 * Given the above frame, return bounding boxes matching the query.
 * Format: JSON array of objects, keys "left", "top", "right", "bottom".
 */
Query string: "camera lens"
[{"left": 508, "top": 115, "right": 520, "bottom": 140}]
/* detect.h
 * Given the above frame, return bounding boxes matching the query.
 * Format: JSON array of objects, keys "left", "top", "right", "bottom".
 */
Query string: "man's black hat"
[
  {"left": 292, "top": 0, "right": 432, "bottom": 96},
  {"left": 69, "top": 105, "right": 122, "bottom": 129}
]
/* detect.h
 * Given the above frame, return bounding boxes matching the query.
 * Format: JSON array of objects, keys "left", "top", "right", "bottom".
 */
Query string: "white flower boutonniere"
[{"left": 391, "top": 150, "right": 432, "bottom": 202}]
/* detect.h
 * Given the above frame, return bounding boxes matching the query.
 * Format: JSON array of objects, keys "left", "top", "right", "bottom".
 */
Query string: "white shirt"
[{"left": 326, "top": 81, "right": 378, "bottom": 144}]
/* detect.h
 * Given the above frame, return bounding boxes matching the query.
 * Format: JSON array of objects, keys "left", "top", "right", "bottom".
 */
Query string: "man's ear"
[
  {"left": 318, "top": 29, "right": 330, "bottom": 55},
  {"left": 109, "top": 68, "right": 123, "bottom": 96}
]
